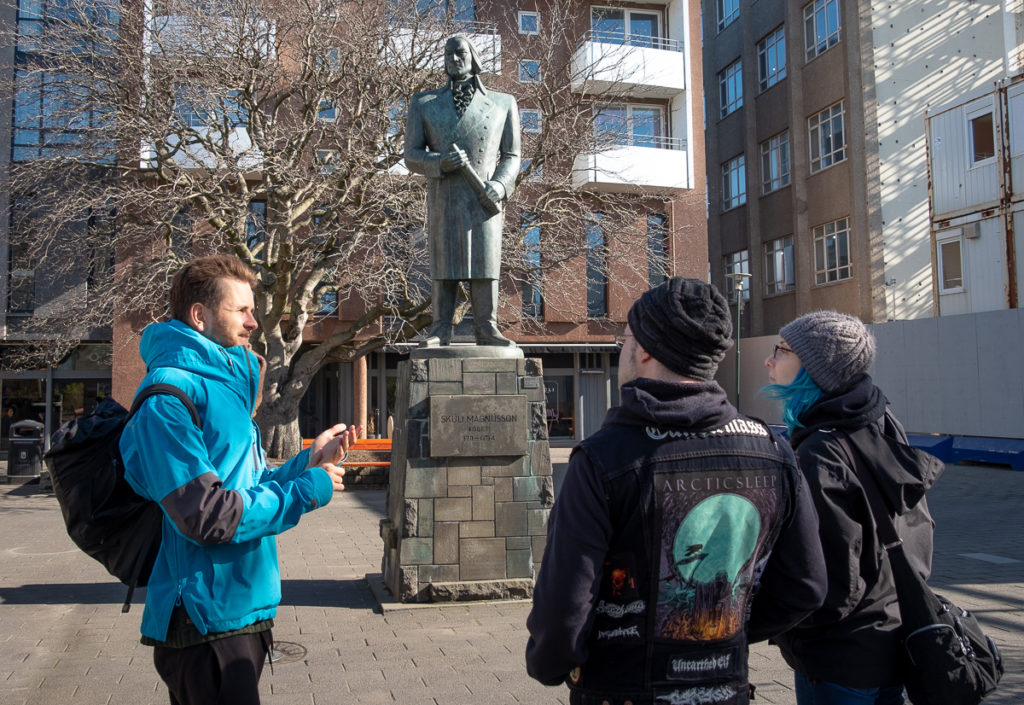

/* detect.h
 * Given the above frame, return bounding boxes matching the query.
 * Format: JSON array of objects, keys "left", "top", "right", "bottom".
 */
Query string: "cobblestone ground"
[{"left": 0, "top": 459, "right": 1020, "bottom": 704}]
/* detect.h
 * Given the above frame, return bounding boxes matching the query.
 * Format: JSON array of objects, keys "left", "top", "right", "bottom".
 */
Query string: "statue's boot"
[
  {"left": 471, "top": 279, "right": 515, "bottom": 347},
  {"left": 420, "top": 280, "right": 457, "bottom": 347}
]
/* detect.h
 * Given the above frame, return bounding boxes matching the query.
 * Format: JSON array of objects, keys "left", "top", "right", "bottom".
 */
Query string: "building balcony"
[
  {"left": 572, "top": 136, "right": 689, "bottom": 192},
  {"left": 570, "top": 31, "right": 686, "bottom": 99}
]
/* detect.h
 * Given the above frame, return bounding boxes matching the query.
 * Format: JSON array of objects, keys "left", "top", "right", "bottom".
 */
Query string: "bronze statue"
[{"left": 404, "top": 35, "right": 521, "bottom": 347}]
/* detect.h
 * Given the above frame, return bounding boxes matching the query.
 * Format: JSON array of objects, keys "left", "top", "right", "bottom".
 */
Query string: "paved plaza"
[{"left": 0, "top": 450, "right": 1020, "bottom": 705}]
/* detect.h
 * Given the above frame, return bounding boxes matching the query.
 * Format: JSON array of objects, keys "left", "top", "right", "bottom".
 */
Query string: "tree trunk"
[{"left": 258, "top": 406, "right": 304, "bottom": 460}]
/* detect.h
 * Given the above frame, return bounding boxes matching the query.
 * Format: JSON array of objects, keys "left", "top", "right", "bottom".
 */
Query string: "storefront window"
[{"left": 544, "top": 374, "right": 575, "bottom": 439}]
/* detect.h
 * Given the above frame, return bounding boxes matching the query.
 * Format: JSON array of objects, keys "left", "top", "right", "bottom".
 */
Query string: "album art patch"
[{"left": 654, "top": 469, "right": 781, "bottom": 641}]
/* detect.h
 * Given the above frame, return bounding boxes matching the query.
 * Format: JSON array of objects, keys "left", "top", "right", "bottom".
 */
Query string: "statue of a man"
[{"left": 404, "top": 35, "right": 521, "bottom": 347}]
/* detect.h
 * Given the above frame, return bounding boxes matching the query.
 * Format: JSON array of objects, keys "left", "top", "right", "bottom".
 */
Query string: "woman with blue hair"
[{"left": 763, "top": 311, "right": 942, "bottom": 705}]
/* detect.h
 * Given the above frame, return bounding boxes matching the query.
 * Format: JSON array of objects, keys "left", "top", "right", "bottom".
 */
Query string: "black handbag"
[{"left": 835, "top": 433, "right": 1003, "bottom": 705}]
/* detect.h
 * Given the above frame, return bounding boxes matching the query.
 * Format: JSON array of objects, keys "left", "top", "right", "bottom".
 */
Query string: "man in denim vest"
[{"left": 526, "top": 277, "right": 827, "bottom": 705}]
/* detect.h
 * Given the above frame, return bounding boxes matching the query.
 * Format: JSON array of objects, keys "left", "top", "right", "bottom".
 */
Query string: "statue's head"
[{"left": 444, "top": 35, "right": 483, "bottom": 81}]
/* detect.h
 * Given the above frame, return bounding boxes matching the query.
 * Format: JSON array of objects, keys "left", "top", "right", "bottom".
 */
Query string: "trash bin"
[{"left": 9, "top": 419, "right": 45, "bottom": 476}]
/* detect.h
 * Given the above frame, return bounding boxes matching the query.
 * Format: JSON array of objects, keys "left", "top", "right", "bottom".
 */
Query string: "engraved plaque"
[{"left": 430, "top": 395, "right": 529, "bottom": 457}]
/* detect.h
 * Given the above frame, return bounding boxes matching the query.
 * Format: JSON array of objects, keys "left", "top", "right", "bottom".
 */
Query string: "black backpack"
[{"left": 44, "top": 384, "right": 201, "bottom": 612}]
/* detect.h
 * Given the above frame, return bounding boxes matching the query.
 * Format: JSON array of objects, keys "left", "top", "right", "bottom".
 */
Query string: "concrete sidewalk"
[{"left": 0, "top": 453, "right": 1021, "bottom": 704}]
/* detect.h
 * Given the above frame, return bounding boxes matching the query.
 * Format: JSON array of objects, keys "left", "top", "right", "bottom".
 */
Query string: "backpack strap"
[
  {"left": 129, "top": 383, "right": 202, "bottom": 430},
  {"left": 120, "top": 383, "right": 201, "bottom": 612}
]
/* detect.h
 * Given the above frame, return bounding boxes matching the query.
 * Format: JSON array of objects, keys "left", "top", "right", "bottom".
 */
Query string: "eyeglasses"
[
  {"left": 614, "top": 333, "right": 634, "bottom": 351},
  {"left": 771, "top": 344, "right": 795, "bottom": 360}
]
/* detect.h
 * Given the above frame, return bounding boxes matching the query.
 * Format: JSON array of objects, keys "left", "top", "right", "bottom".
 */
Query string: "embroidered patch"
[
  {"left": 595, "top": 599, "right": 646, "bottom": 619},
  {"left": 665, "top": 648, "right": 736, "bottom": 682},
  {"left": 654, "top": 684, "right": 738, "bottom": 705},
  {"left": 596, "top": 624, "right": 641, "bottom": 640}
]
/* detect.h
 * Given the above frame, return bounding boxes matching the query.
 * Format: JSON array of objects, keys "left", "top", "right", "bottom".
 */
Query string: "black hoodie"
[{"left": 775, "top": 374, "right": 944, "bottom": 688}]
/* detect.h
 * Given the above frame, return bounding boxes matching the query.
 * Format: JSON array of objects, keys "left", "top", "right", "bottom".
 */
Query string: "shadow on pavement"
[
  {"left": 280, "top": 578, "right": 379, "bottom": 610},
  {"left": 0, "top": 580, "right": 127, "bottom": 604}
]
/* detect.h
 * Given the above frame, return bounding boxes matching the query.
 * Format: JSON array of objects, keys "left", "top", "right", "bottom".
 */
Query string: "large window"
[
  {"left": 813, "top": 217, "right": 852, "bottom": 284},
  {"left": 717, "top": 0, "right": 739, "bottom": 32},
  {"left": 594, "top": 104, "right": 666, "bottom": 148},
  {"left": 722, "top": 154, "right": 747, "bottom": 211},
  {"left": 586, "top": 213, "right": 607, "bottom": 318},
  {"left": 174, "top": 88, "right": 249, "bottom": 130},
  {"left": 724, "top": 250, "right": 750, "bottom": 301},
  {"left": 414, "top": 0, "right": 474, "bottom": 22},
  {"left": 719, "top": 60, "right": 743, "bottom": 118},
  {"left": 761, "top": 132, "right": 791, "bottom": 193},
  {"left": 804, "top": 0, "right": 841, "bottom": 61},
  {"left": 764, "top": 236, "right": 795, "bottom": 295},
  {"left": 522, "top": 216, "right": 543, "bottom": 317},
  {"left": 969, "top": 111, "right": 995, "bottom": 163},
  {"left": 758, "top": 26, "right": 787, "bottom": 92},
  {"left": 13, "top": 70, "right": 114, "bottom": 162},
  {"left": 246, "top": 201, "right": 267, "bottom": 249},
  {"left": 938, "top": 236, "right": 964, "bottom": 292},
  {"left": 647, "top": 213, "right": 668, "bottom": 287},
  {"left": 809, "top": 101, "right": 846, "bottom": 173},
  {"left": 591, "top": 7, "right": 661, "bottom": 48}
]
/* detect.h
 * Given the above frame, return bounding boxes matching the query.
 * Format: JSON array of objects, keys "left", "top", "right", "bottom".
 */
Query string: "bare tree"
[{"left": 4, "top": 0, "right": 693, "bottom": 456}]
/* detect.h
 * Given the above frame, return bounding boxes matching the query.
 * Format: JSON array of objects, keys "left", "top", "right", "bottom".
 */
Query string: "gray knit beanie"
[
  {"left": 779, "top": 311, "right": 876, "bottom": 393},
  {"left": 627, "top": 277, "right": 733, "bottom": 380}
]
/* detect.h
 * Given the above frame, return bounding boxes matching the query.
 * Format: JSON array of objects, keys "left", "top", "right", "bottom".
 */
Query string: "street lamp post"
[{"left": 726, "top": 272, "right": 751, "bottom": 411}]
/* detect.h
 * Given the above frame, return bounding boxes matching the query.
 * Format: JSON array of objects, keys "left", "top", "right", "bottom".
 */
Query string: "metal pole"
[{"left": 726, "top": 272, "right": 751, "bottom": 412}]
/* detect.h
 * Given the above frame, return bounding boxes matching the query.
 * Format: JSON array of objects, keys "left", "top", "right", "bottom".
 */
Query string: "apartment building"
[
  {"left": 703, "top": 0, "right": 1021, "bottom": 337},
  {"left": 1, "top": 0, "right": 707, "bottom": 452}
]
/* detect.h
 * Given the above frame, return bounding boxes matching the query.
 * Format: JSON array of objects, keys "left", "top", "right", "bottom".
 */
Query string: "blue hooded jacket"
[{"left": 120, "top": 319, "right": 334, "bottom": 642}]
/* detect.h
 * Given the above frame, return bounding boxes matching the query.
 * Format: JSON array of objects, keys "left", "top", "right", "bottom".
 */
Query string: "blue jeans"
[{"left": 794, "top": 672, "right": 905, "bottom": 705}]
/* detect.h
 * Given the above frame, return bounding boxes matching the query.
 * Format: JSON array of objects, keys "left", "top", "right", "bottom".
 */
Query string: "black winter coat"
[{"left": 774, "top": 374, "right": 943, "bottom": 688}]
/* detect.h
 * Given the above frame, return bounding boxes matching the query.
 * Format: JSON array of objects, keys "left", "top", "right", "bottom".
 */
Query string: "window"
[
  {"left": 809, "top": 101, "right": 846, "bottom": 173},
  {"left": 594, "top": 104, "right": 666, "bottom": 148},
  {"left": 520, "top": 109, "right": 542, "bottom": 134},
  {"left": 724, "top": 250, "right": 750, "bottom": 301},
  {"left": 518, "top": 11, "right": 539, "bottom": 35},
  {"left": 7, "top": 243, "right": 35, "bottom": 314},
  {"left": 414, "top": 0, "right": 474, "bottom": 22},
  {"left": 758, "top": 26, "right": 787, "bottom": 92},
  {"left": 761, "top": 131, "right": 791, "bottom": 193},
  {"left": 647, "top": 214, "right": 668, "bottom": 287},
  {"left": 718, "top": 60, "right": 743, "bottom": 118},
  {"left": 764, "top": 236, "right": 795, "bottom": 295},
  {"left": 804, "top": 0, "right": 841, "bottom": 61},
  {"left": 969, "top": 112, "right": 995, "bottom": 163},
  {"left": 518, "top": 59, "right": 541, "bottom": 83},
  {"left": 315, "top": 149, "right": 336, "bottom": 174},
  {"left": 722, "top": 154, "right": 747, "bottom": 211},
  {"left": 246, "top": 201, "right": 267, "bottom": 250},
  {"left": 13, "top": 70, "right": 114, "bottom": 162},
  {"left": 522, "top": 216, "right": 543, "bottom": 317},
  {"left": 938, "top": 237, "right": 964, "bottom": 291},
  {"left": 717, "top": 0, "right": 739, "bottom": 32},
  {"left": 586, "top": 214, "right": 607, "bottom": 317},
  {"left": 318, "top": 100, "right": 337, "bottom": 121},
  {"left": 174, "top": 88, "right": 248, "bottom": 130},
  {"left": 591, "top": 7, "right": 661, "bottom": 48},
  {"left": 520, "top": 158, "right": 543, "bottom": 182},
  {"left": 813, "top": 217, "right": 852, "bottom": 284}
]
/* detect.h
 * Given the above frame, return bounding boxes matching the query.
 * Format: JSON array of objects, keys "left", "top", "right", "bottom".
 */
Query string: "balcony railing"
[{"left": 578, "top": 29, "right": 684, "bottom": 53}]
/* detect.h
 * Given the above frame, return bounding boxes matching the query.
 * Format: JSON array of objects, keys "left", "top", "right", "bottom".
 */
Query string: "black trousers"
[{"left": 153, "top": 630, "right": 273, "bottom": 705}]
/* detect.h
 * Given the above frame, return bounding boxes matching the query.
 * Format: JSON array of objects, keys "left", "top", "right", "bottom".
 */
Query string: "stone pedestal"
[{"left": 379, "top": 347, "right": 553, "bottom": 602}]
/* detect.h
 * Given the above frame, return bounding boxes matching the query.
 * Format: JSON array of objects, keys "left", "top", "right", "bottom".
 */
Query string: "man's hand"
[
  {"left": 440, "top": 145, "right": 469, "bottom": 173},
  {"left": 319, "top": 461, "right": 346, "bottom": 492},
  {"left": 308, "top": 423, "right": 362, "bottom": 469}
]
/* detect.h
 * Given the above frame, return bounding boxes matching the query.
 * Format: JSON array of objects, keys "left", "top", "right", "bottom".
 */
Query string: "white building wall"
[{"left": 870, "top": 0, "right": 1009, "bottom": 320}]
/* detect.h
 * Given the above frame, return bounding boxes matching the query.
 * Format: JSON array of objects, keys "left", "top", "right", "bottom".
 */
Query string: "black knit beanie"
[{"left": 627, "top": 277, "right": 733, "bottom": 380}]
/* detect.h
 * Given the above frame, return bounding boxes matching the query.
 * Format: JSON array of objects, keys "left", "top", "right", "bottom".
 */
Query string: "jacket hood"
[
  {"left": 791, "top": 374, "right": 886, "bottom": 443},
  {"left": 605, "top": 378, "right": 738, "bottom": 433},
  {"left": 140, "top": 319, "right": 258, "bottom": 410},
  {"left": 792, "top": 374, "right": 943, "bottom": 513}
]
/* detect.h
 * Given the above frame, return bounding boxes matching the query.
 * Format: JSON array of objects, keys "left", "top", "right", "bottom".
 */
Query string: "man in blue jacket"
[
  {"left": 120, "top": 254, "right": 358, "bottom": 705},
  {"left": 526, "top": 277, "right": 827, "bottom": 705}
]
